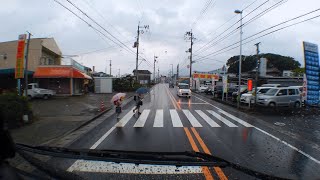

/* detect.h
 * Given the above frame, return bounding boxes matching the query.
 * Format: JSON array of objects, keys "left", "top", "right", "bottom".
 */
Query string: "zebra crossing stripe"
[
  {"left": 133, "top": 110, "right": 150, "bottom": 127},
  {"left": 218, "top": 109, "right": 254, "bottom": 127},
  {"left": 153, "top": 109, "right": 163, "bottom": 127},
  {"left": 170, "top": 109, "right": 184, "bottom": 127},
  {"left": 195, "top": 110, "right": 221, "bottom": 127},
  {"left": 115, "top": 108, "right": 135, "bottom": 127},
  {"left": 182, "top": 110, "right": 202, "bottom": 127},
  {"left": 207, "top": 110, "right": 238, "bottom": 127}
]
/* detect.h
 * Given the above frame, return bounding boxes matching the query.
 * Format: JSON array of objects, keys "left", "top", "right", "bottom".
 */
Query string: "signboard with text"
[
  {"left": 303, "top": 41, "right": 320, "bottom": 105},
  {"left": 15, "top": 34, "right": 26, "bottom": 79},
  {"left": 193, "top": 73, "right": 219, "bottom": 80}
]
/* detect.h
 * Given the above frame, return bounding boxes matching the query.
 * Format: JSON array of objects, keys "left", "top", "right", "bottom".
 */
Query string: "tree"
[
  {"left": 227, "top": 53, "right": 300, "bottom": 74},
  {"left": 292, "top": 67, "right": 305, "bottom": 77}
]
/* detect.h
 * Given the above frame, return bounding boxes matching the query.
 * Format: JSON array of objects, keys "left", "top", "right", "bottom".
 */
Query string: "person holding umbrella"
[
  {"left": 133, "top": 87, "right": 148, "bottom": 115},
  {"left": 111, "top": 93, "right": 126, "bottom": 119}
]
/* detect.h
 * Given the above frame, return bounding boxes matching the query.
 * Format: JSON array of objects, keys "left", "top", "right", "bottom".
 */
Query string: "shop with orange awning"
[{"left": 33, "top": 66, "right": 92, "bottom": 95}]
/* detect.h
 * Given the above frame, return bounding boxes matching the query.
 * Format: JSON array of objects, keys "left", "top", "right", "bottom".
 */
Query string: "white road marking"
[
  {"left": 115, "top": 107, "right": 135, "bottom": 127},
  {"left": 194, "top": 94, "right": 320, "bottom": 165},
  {"left": 218, "top": 109, "right": 253, "bottom": 127},
  {"left": 178, "top": 102, "right": 208, "bottom": 105},
  {"left": 195, "top": 110, "right": 220, "bottom": 127},
  {"left": 68, "top": 160, "right": 202, "bottom": 174},
  {"left": 169, "top": 109, "right": 184, "bottom": 127},
  {"left": 207, "top": 110, "right": 238, "bottom": 127},
  {"left": 182, "top": 110, "right": 202, "bottom": 127},
  {"left": 153, "top": 109, "right": 164, "bottom": 127},
  {"left": 133, "top": 110, "right": 150, "bottom": 127}
]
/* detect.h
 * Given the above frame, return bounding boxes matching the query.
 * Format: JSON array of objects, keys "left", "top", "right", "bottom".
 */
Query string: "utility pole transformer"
[{"left": 254, "top": 42, "right": 261, "bottom": 105}]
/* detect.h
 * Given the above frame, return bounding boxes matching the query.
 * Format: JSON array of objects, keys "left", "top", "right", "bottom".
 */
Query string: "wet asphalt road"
[{"left": 60, "top": 83, "right": 320, "bottom": 180}]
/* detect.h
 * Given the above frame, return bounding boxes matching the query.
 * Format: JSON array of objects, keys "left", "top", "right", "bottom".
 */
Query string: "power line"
[
  {"left": 64, "top": 0, "right": 136, "bottom": 54},
  {"left": 195, "top": 10, "right": 320, "bottom": 62},
  {"left": 191, "top": 0, "right": 215, "bottom": 28},
  {"left": 194, "top": 0, "right": 286, "bottom": 56},
  {"left": 194, "top": 0, "right": 270, "bottom": 54},
  {"left": 81, "top": 0, "right": 131, "bottom": 42}
]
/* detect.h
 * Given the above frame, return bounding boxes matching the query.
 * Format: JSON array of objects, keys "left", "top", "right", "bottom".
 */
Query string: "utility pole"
[
  {"left": 118, "top": 68, "right": 120, "bottom": 78},
  {"left": 154, "top": 54, "right": 158, "bottom": 83},
  {"left": 158, "top": 67, "right": 160, "bottom": 83},
  {"left": 254, "top": 42, "right": 261, "bottom": 105},
  {"left": 109, "top": 60, "right": 112, "bottom": 76},
  {"left": 177, "top": 64, "right": 179, "bottom": 80},
  {"left": 185, "top": 30, "right": 194, "bottom": 87},
  {"left": 24, "top": 32, "right": 32, "bottom": 98},
  {"left": 134, "top": 22, "right": 149, "bottom": 83}
]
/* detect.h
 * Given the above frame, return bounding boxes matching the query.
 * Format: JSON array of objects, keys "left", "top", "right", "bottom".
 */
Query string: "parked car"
[
  {"left": 240, "top": 87, "right": 273, "bottom": 104},
  {"left": 169, "top": 83, "right": 174, "bottom": 88},
  {"left": 213, "top": 86, "right": 223, "bottom": 98},
  {"left": 257, "top": 87, "right": 301, "bottom": 108},
  {"left": 25, "top": 83, "right": 56, "bottom": 100},
  {"left": 177, "top": 83, "right": 191, "bottom": 98},
  {"left": 261, "top": 84, "right": 281, "bottom": 87},
  {"left": 232, "top": 86, "right": 248, "bottom": 102},
  {"left": 204, "top": 88, "right": 213, "bottom": 95},
  {"left": 198, "top": 85, "right": 208, "bottom": 93}
]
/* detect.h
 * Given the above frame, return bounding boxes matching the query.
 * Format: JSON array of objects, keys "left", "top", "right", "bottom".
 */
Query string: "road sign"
[
  {"left": 303, "top": 41, "right": 320, "bottom": 105},
  {"left": 15, "top": 34, "right": 26, "bottom": 79}
]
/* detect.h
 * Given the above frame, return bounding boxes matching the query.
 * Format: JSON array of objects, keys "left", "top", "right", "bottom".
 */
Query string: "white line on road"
[
  {"left": 195, "top": 110, "right": 221, "bottom": 127},
  {"left": 153, "top": 109, "right": 164, "bottom": 127},
  {"left": 194, "top": 94, "right": 320, "bottom": 165},
  {"left": 169, "top": 109, "right": 184, "bottom": 127},
  {"left": 218, "top": 109, "right": 254, "bottom": 127},
  {"left": 115, "top": 107, "right": 135, "bottom": 127},
  {"left": 133, "top": 110, "right": 150, "bottom": 127},
  {"left": 207, "top": 110, "right": 238, "bottom": 127},
  {"left": 182, "top": 110, "right": 202, "bottom": 127}
]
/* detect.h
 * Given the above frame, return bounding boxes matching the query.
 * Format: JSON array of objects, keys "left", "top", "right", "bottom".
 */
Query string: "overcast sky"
[{"left": 1, "top": 0, "right": 320, "bottom": 76}]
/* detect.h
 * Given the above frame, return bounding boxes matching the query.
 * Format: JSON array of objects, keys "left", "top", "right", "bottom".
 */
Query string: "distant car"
[
  {"left": 257, "top": 87, "right": 301, "bottom": 108},
  {"left": 240, "top": 87, "right": 273, "bottom": 104},
  {"left": 25, "top": 83, "right": 56, "bottom": 100},
  {"left": 204, "top": 88, "right": 213, "bottom": 95},
  {"left": 198, "top": 85, "right": 208, "bottom": 93},
  {"left": 232, "top": 86, "right": 248, "bottom": 102},
  {"left": 177, "top": 83, "right": 191, "bottom": 98},
  {"left": 169, "top": 83, "right": 174, "bottom": 88}
]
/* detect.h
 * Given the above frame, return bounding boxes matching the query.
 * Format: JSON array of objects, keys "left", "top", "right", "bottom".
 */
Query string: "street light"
[
  {"left": 170, "top": 64, "right": 173, "bottom": 79},
  {"left": 235, "top": 9, "right": 243, "bottom": 108}
]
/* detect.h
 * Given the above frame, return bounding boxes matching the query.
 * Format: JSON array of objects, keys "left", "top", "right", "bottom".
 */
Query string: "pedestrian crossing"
[{"left": 115, "top": 108, "right": 253, "bottom": 128}]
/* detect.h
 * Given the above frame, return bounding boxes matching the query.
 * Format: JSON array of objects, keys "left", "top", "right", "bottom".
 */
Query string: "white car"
[
  {"left": 240, "top": 87, "right": 273, "bottom": 104},
  {"left": 198, "top": 85, "right": 208, "bottom": 93},
  {"left": 177, "top": 83, "right": 191, "bottom": 98}
]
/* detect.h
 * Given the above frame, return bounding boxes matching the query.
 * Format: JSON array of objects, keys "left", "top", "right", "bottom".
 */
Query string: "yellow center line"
[
  {"left": 164, "top": 84, "right": 180, "bottom": 109},
  {"left": 191, "top": 127, "right": 228, "bottom": 180},
  {"left": 184, "top": 128, "right": 214, "bottom": 180}
]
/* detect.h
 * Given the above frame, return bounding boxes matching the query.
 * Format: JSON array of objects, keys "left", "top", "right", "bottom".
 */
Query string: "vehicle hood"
[
  {"left": 241, "top": 93, "right": 253, "bottom": 97},
  {"left": 258, "top": 95, "right": 273, "bottom": 99}
]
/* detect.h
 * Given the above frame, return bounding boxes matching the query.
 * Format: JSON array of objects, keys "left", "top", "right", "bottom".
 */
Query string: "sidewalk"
[{"left": 10, "top": 92, "right": 134, "bottom": 146}]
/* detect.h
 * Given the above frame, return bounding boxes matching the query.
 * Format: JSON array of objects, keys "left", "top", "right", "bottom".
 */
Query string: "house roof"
[{"left": 133, "top": 70, "right": 152, "bottom": 74}]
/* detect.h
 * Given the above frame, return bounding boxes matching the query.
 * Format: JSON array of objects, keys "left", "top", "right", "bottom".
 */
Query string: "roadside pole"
[
  {"left": 254, "top": 42, "right": 261, "bottom": 105},
  {"left": 24, "top": 32, "right": 32, "bottom": 98}
]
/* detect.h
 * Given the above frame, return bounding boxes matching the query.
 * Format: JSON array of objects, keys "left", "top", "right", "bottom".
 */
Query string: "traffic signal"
[{"left": 247, "top": 79, "right": 253, "bottom": 91}]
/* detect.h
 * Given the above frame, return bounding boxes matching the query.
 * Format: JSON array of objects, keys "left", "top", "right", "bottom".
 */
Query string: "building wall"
[{"left": 0, "top": 38, "right": 61, "bottom": 72}]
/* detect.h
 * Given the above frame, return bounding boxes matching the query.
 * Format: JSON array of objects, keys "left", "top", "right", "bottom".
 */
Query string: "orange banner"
[
  {"left": 193, "top": 73, "right": 219, "bottom": 80},
  {"left": 15, "top": 34, "right": 26, "bottom": 79}
]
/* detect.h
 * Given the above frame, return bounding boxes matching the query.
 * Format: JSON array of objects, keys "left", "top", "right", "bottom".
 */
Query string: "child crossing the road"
[{"left": 133, "top": 94, "right": 143, "bottom": 115}]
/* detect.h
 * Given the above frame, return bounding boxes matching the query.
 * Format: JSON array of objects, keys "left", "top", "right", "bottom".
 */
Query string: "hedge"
[{"left": 0, "top": 93, "right": 32, "bottom": 129}]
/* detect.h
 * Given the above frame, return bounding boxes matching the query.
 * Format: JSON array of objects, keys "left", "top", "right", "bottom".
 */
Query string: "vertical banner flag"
[
  {"left": 303, "top": 41, "right": 320, "bottom": 105},
  {"left": 223, "top": 75, "right": 228, "bottom": 93},
  {"left": 302, "top": 74, "right": 307, "bottom": 103},
  {"left": 15, "top": 34, "right": 27, "bottom": 79}
]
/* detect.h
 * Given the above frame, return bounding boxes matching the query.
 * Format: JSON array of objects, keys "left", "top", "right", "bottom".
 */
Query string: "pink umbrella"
[{"left": 111, "top": 93, "right": 126, "bottom": 103}]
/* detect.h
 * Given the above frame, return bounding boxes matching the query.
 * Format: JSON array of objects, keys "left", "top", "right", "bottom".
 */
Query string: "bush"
[{"left": 0, "top": 93, "right": 32, "bottom": 129}]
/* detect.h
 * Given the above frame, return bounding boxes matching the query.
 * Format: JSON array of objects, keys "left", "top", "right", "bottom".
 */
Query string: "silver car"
[{"left": 257, "top": 87, "right": 301, "bottom": 108}]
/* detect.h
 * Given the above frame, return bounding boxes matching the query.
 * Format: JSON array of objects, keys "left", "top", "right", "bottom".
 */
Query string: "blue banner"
[{"left": 303, "top": 41, "right": 320, "bottom": 105}]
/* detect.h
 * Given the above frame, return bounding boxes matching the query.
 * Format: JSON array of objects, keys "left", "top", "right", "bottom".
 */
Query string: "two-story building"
[{"left": 0, "top": 38, "right": 91, "bottom": 95}]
